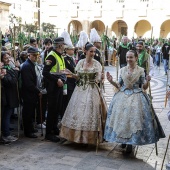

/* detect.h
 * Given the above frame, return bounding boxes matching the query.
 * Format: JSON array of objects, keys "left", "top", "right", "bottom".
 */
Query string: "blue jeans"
[
  {"left": 155, "top": 53, "right": 161, "bottom": 66},
  {"left": 163, "top": 59, "right": 169, "bottom": 73},
  {"left": 2, "top": 107, "right": 14, "bottom": 137}
]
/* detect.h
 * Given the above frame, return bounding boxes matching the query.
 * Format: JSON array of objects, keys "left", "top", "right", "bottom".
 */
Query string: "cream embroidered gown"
[{"left": 60, "top": 59, "right": 106, "bottom": 144}]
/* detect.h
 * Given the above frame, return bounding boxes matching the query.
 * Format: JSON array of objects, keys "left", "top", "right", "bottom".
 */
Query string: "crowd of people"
[{"left": 0, "top": 29, "right": 169, "bottom": 155}]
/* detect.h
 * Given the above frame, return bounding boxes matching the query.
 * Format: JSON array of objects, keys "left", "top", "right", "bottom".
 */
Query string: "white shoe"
[
  {"left": 36, "top": 124, "right": 46, "bottom": 129},
  {"left": 2, "top": 135, "right": 18, "bottom": 142},
  {"left": 43, "top": 121, "right": 46, "bottom": 126}
]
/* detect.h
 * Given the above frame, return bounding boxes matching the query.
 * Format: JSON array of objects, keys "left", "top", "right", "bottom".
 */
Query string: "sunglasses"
[{"left": 89, "top": 51, "right": 96, "bottom": 53}]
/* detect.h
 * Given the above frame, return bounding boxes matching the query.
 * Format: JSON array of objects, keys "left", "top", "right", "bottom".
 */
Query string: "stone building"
[
  {"left": 0, "top": 1, "right": 11, "bottom": 33},
  {"left": 0, "top": 0, "right": 39, "bottom": 34},
  {"left": 40, "top": 0, "right": 170, "bottom": 39}
]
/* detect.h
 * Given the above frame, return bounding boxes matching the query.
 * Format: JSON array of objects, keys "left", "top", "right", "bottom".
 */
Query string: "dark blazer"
[
  {"left": 64, "top": 55, "right": 76, "bottom": 91},
  {"left": 2, "top": 68, "right": 19, "bottom": 108},
  {"left": 21, "top": 58, "right": 40, "bottom": 104},
  {"left": 162, "top": 43, "right": 170, "bottom": 60}
]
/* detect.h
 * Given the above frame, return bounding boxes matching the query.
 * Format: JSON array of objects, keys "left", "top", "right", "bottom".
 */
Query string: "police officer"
[
  {"left": 43, "top": 37, "right": 67, "bottom": 142},
  {"left": 62, "top": 45, "right": 76, "bottom": 113},
  {"left": 93, "top": 40, "right": 102, "bottom": 65}
]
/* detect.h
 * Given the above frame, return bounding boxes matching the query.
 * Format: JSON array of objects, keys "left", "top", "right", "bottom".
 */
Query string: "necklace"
[
  {"left": 127, "top": 65, "right": 136, "bottom": 77},
  {"left": 84, "top": 60, "right": 92, "bottom": 66}
]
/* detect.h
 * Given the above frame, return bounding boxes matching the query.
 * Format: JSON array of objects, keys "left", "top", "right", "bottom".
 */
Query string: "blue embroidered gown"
[{"left": 104, "top": 65, "right": 165, "bottom": 145}]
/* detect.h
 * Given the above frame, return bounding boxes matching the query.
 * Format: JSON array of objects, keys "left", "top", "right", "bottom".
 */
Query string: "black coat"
[
  {"left": 2, "top": 68, "right": 19, "bottom": 108},
  {"left": 64, "top": 55, "right": 76, "bottom": 91},
  {"left": 162, "top": 43, "right": 170, "bottom": 60},
  {"left": 117, "top": 43, "right": 132, "bottom": 66},
  {"left": 21, "top": 58, "right": 40, "bottom": 104}
]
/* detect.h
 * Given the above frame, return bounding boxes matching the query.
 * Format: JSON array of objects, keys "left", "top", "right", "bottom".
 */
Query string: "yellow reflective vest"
[{"left": 45, "top": 51, "right": 65, "bottom": 73}]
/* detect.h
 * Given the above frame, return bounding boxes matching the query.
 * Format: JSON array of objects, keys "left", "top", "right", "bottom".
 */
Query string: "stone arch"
[
  {"left": 111, "top": 20, "right": 128, "bottom": 38},
  {"left": 160, "top": 20, "right": 170, "bottom": 38},
  {"left": 68, "top": 20, "right": 82, "bottom": 35},
  {"left": 90, "top": 20, "right": 105, "bottom": 35},
  {"left": 134, "top": 20, "right": 151, "bottom": 38}
]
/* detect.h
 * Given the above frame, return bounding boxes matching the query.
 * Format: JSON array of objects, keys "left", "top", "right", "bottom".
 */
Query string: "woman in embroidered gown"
[
  {"left": 60, "top": 43, "right": 106, "bottom": 144},
  {"left": 104, "top": 50, "right": 165, "bottom": 152}
]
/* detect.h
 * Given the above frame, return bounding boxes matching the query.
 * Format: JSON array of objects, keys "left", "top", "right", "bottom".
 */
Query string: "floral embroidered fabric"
[
  {"left": 104, "top": 65, "right": 165, "bottom": 145},
  {"left": 60, "top": 59, "right": 105, "bottom": 143}
]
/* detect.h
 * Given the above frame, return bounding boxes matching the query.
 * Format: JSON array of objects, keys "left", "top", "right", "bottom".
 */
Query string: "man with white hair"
[{"left": 117, "top": 36, "right": 132, "bottom": 68}]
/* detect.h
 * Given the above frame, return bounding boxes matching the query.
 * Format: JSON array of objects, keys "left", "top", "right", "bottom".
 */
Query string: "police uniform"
[
  {"left": 62, "top": 53, "right": 76, "bottom": 113},
  {"left": 42, "top": 37, "right": 67, "bottom": 142},
  {"left": 94, "top": 48, "right": 102, "bottom": 65}
]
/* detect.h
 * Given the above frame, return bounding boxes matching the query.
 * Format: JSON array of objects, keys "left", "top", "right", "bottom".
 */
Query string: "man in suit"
[{"left": 21, "top": 47, "right": 41, "bottom": 138}]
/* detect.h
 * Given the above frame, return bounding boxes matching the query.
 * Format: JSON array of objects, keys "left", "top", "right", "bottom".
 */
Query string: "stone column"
[
  {"left": 127, "top": 25, "right": 135, "bottom": 39},
  {"left": 83, "top": 20, "right": 90, "bottom": 35}
]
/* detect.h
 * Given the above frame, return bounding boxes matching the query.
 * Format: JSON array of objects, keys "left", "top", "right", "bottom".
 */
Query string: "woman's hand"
[
  {"left": 106, "top": 72, "right": 113, "bottom": 82},
  {"left": 0, "top": 62, "right": 4, "bottom": 69},
  {"left": 101, "top": 72, "right": 105, "bottom": 80},
  {"left": 64, "top": 69, "right": 73, "bottom": 75},
  {"left": 146, "top": 75, "right": 151, "bottom": 82},
  {"left": 166, "top": 91, "right": 170, "bottom": 97},
  {"left": 60, "top": 69, "right": 73, "bottom": 75},
  {"left": 15, "top": 60, "right": 20, "bottom": 67}
]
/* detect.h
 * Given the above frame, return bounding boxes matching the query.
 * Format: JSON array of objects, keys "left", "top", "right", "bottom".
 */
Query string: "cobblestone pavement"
[{"left": 0, "top": 65, "right": 170, "bottom": 170}]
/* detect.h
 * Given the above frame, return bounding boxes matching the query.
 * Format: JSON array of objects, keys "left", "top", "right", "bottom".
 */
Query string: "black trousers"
[
  {"left": 46, "top": 87, "right": 63, "bottom": 135},
  {"left": 22, "top": 102, "right": 37, "bottom": 135},
  {"left": 62, "top": 89, "right": 74, "bottom": 115},
  {"left": 36, "top": 94, "right": 47, "bottom": 124}
]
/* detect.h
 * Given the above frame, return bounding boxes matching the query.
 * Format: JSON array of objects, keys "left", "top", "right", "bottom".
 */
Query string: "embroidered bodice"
[
  {"left": 118, "top": 65, "right": 145, "bottom": 95},
  {"left": 75, "top": 59, "right": 102, "bottom": 90}
]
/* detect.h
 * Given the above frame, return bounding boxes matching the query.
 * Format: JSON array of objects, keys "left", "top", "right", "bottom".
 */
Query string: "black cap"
[
  {"left": 53, "top": 37, "right": 67, "bottom": 45},
  {"left": 27, "top": 46, "right": 39, "bottom": 54}
]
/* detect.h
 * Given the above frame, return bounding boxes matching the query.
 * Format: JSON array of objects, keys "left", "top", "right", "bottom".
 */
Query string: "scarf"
[
  {"left": 138, "top": 50, "right": 146, "bottom": 67},
  {"left": 3, "top": 65, "right": 11, "bottom": 70},
  {"left": 120, "top": 43, "right": 129, "bottom": 49}
]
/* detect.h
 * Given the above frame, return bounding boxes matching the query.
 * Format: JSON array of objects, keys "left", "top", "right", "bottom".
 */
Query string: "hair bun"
[{"left": 85, "top": 42, "right": 94, "bottom": 51}]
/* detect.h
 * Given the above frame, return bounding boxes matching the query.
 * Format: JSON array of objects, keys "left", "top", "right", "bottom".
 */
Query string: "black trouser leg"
[
  {"left": 22, "top": 102, "right": 36, "bottom": 135},
  {"left": 46, "top": 88, "right": 63, "bottom": 136},
  {"left": 62, "top": 89, "right": 74, "bottom": 116}
]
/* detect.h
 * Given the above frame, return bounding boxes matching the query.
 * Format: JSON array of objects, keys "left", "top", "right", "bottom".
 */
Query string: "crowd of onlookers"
[{"left": 1, "top": 32, "right": 170, "bottom": 143}]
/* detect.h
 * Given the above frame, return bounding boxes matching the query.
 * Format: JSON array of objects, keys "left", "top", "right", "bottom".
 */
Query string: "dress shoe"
[
  {"left": 54, "top": 129, "right": 60, "bottom": 136},
  {"left": 32, "top": 129, "right": 38, "bottom": 133},
  {"left": 126, "top": 144, "right": 132, "bottom": 153},
  {"left": 10, "top": 127, "right": 14, "bottom": 131},
  {"left": 121, "top": 144, "right": 127, "bottom": 149},
  {"left": 25, "top": 133, "right": 38, "bottom": 138},
  {"left": 45, "top": 134, "right": 60, "bottom": 142}
]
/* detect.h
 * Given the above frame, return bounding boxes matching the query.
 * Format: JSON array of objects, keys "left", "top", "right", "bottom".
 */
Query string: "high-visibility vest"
[{"left": 45, "top": 51, "right": 65, "bottom": 73}]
